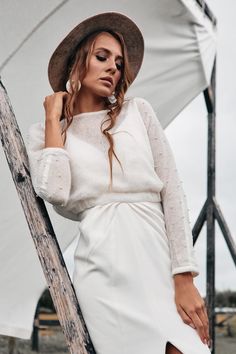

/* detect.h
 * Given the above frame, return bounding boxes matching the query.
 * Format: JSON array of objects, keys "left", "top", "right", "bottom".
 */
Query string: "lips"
[{"left": 100, "top": 76, "right": 113, "bottom": 85}]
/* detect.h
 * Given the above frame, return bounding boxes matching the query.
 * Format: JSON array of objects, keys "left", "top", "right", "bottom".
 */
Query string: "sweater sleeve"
[
  {"left": 135, "top": 97, "right": 199, "bottom": 278},
  {"left": 26, "top": 122, "right": 71, "bottom": 207}
]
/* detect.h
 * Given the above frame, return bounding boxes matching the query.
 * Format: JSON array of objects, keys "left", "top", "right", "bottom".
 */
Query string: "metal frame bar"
[
  {"left": 195, "top": 0, "right": 217, "bottom": 26},
  {"left": 193, "top": 57, "right": 236, "bottom": 354}
]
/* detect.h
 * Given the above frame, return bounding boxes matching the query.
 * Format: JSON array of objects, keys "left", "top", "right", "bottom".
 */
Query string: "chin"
[
  {"left": 95, "top": 89, "right": 113, "bottom": 98},
  {"left": 97, "top": 83, "right": 114, "bottom": 95}
]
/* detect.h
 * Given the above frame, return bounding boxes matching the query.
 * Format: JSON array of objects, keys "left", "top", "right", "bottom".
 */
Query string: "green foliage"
[{"left": 215, "top": 290, "right": 236, "bottom": 307}]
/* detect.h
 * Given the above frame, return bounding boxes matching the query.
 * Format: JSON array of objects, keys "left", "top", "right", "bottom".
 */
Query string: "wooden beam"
[{"left": 0, "top": 80, "right": 96, "bottom": 354}]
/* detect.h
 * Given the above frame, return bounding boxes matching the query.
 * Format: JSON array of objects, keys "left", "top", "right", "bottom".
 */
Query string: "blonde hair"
[{"left": 61, "top": 30, "right": 134, "bottom": 190}]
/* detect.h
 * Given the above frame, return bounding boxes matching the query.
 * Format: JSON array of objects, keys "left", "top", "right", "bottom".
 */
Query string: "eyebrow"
[{"left": 95, "top": 47, "right": 123, "bottom": 60}]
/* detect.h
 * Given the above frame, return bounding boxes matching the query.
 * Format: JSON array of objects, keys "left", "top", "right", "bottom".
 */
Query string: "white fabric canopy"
[{"left": 0, "top": 0, "right": 216, "bottom": 339}]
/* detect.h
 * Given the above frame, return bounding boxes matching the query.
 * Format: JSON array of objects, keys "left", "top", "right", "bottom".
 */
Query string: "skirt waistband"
[
  {"left": 78, "top": 191, "right": 162, "bottom": 214},
  {"left": 53, "top": 192, "right": 162, "bottom": 222}
]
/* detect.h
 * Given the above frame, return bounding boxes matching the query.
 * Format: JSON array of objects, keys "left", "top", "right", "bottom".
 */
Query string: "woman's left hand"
[{"left": 173, "top": 272, "right": 210, "bottom": 347}]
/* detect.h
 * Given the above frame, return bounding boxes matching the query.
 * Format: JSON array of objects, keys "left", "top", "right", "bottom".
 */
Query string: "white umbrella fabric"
[{"left": 0, "top": 0, "right": 216, "bottom": 339}]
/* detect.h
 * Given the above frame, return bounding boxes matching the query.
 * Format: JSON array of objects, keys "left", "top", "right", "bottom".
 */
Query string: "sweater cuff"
[
  {"left": 40, "top": 147, "right": 70, "bottom": 158},
  {"left": 171, "top": 265, "right": 200, "bottom": 278}
]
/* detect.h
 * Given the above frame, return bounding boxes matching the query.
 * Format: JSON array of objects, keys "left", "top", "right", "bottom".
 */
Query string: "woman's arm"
[
  {"left": 26, "top": 92, "right": 71, "bottom": 206},
  {"left": 135, "top": 97, "right": 199, "bottom": 278},
  {"left": 44, "top": 92, "right": 67, "bottom": 148},
  {"left": 136, "top": 97, "right": 211, "bottom": 346}
]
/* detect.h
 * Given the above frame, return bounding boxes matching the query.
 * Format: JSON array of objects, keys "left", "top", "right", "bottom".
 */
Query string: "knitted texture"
[
  {"left": 26, "top": 96, "right": 199, "bottom": 277},
  {"left": 135, "top": 97, "right": 199, "bottom": 277}
]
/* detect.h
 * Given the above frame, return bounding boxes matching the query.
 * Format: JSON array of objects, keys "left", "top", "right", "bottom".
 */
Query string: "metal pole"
[{"left": 204, "top": 57, "right": 216, "bottom": 354}]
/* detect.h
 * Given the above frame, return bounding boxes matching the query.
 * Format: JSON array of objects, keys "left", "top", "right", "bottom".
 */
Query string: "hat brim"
[{"left": 48, "top": 12, "right": 144, "bottom": 92}]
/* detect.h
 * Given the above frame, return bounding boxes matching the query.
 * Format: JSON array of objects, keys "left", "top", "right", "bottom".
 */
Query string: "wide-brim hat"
[{"left": 48, "top": 12, "right": 144, "bottom": 92}]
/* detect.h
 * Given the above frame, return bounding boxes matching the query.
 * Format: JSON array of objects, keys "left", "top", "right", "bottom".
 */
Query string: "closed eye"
[
  {"left": 96, "top": 55, "right": 106, "bottom": 61},
  {"left": 96, "top": 55, "right": 123, "bottom": 71}
]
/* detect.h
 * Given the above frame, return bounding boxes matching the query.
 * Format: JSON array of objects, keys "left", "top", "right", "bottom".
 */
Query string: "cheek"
[
  {"left": 86, "top": 59, "right": 100, "bottom": 79},
  {"left": 115, "top": 72, "right": 122, "bottom": 84}
]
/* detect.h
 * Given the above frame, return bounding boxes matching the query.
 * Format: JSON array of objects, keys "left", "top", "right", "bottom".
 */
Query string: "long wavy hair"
[{"left": 61, "top": 30, "right": 134, "bottom": 191}]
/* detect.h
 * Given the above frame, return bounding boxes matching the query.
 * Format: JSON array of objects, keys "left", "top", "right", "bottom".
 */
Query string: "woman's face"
[{"left": 81, "top": 32, "right": 123, "bottom": 97}]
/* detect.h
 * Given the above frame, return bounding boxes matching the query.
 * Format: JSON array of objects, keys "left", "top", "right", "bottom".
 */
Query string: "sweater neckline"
[{"left": 73, "top": 109, "right": 109, "bottom": 118}]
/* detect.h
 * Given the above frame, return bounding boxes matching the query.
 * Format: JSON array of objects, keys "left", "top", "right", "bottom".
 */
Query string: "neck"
[{"left": 73, "top": 88, "right": 107, "bottom": 115}]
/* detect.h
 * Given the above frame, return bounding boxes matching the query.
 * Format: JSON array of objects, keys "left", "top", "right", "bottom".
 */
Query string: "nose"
[{"left": 106, "top": 58, "right": 117, "bottom": 74}]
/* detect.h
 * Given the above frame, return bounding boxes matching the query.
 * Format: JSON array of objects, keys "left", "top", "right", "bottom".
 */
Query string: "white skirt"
[{"left": 73, "top": 201, "right": 211, "bottom": 354}]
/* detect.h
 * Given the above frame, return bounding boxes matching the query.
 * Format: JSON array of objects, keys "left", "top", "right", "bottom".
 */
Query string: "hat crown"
[{"left": 48, "top": 12, "right": 144, "bottom": 92}]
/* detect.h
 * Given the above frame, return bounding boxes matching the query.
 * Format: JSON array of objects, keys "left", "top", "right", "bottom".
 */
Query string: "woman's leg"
[{"left": 165, "top": 341, "right": 182, "bottom": 354}]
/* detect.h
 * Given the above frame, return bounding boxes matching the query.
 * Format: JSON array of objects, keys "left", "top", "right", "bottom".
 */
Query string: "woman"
[{"left": 27, "top": 12, "right": 211, "bottom": 354}]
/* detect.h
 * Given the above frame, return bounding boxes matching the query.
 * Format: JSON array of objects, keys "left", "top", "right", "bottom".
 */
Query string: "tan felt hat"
[{"left": 48, "top": 12, "right": 144, "bottom": 92}]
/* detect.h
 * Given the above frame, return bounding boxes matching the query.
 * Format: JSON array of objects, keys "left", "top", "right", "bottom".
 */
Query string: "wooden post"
[
  {"left": 8, "top": 337, "right": 16, "bottom": 354},
  {"left": 31, "top": 303, "right": 40, "bottom": 352},
  {"left": 0, "top": 80, "right": 96, "bottom": 354}
]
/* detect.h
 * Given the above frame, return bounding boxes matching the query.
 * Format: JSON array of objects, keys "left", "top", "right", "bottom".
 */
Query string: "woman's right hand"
[{"left": 43, "top": 91, "right": 69, "bottom": 122}]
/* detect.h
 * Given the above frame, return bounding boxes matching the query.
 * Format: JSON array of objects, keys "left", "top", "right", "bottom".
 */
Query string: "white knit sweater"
[{"left": 27, "top": 96, "right": 199, "bottom": 278}]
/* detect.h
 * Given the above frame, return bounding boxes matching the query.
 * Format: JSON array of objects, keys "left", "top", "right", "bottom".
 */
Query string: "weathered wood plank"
[{"left": 0, "top": 80, "right": 96, "bottom": 354}]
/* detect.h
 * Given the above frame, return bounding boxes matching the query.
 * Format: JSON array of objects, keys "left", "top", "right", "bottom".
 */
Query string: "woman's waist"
[
  {"left": 53, "top": 191, "right": 162, "bottom": 221},
  {"left": 79, "top": 191, "right": 161, "bottom": 212}
]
